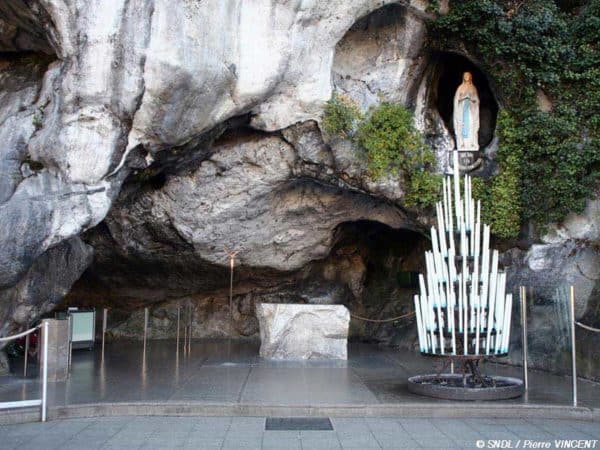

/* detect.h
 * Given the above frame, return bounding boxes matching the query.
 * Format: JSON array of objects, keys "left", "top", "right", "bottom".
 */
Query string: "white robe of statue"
[{"left": 453, "top": 72, "right": 480, "bottom": 151}]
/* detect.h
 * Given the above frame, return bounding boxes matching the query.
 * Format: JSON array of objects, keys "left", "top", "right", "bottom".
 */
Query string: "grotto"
[{"left": 0, "top": 0, "right": 599, "bottom": 426}]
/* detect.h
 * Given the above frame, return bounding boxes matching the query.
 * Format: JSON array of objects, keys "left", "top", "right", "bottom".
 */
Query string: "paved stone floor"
[
  {"left": 1, "top": 415, "right": 598, "bottom": 449},
  {"left": 1, "top": 340, "right": 599, "bottom": 409}
]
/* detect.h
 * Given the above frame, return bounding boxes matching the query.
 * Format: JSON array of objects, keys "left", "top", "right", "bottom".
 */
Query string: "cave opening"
[
  {"left": 324, "top": 220, "right": 429, "bottom": 344},
  {"left": 431, "top": 52, "right": 499, "bottom": 149}
]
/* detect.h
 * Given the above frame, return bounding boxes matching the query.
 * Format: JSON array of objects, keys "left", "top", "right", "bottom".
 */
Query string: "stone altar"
[{"left": 255, "top": 304, "right": 350, "bottom": 360}]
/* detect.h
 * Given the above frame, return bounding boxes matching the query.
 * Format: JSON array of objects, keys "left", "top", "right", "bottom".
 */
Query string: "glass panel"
[{"left": 71, "top": 311, "right": 95, "bottom": 342}]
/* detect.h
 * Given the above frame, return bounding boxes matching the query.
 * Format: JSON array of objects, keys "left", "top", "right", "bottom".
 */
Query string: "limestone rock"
[
  {"left": 0, "top": 1, "right": 433, "bottom": 334},
  {"left": 256, "top": 303, "right": 350, "bottom": 360},
  {"left": 0, "top": 237, "right": 93, "bottom": 339}
]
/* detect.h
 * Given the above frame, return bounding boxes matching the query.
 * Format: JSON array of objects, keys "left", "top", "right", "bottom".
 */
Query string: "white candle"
[
  {"left": 414, "top": 295, "right": 425, "bottom": 352},
  {"left": 437, "top": 204, "right": 448, "bottom": 260},
  {"left": 495, "top": 272, "right": 507, "bottom": 354},
  {"left": 447, "top": 178, "right": 455, "bottom": 255},
  {"left": 450, "top": 289, "right": 457, "bottom": 354},
  {"left": 486, "top": 250, "right": 499, "bottom": 354},
  {"left": 453, "top": 152, "right": 460, "bottom": 228},
  {"left": 502, "top": 293, "right": 513, "bottom": 353},
  {"left": 463, "top": 272, "right": 468, "bottom": 355},
  {"left": 481, "top": 225, "right": 490, "bottom": 338},
  {"left": 442, "top": 178, "right": 450, "bottom": 228}
]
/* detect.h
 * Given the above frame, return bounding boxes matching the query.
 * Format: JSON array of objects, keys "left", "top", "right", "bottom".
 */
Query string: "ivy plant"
[
  {"left": 430, "top": 0, "right": 600, "bottom": 237},
  {"left": 355, "top": 102, "right": 442, "bottom": 210}
]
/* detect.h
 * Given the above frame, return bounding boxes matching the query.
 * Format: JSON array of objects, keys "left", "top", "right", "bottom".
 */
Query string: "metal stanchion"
[
  {"left": 520, "top": 286, "right": 529, "bottom": 391},
  {"left": 187, "top": 303, "right": 192, "bottom": 354},
  {"left": 570, "top": 285, "right": 577, "bottom": 407},
  {"left": 143, "top": 307, "right": 149, "bottom": 355},
  {"left": 227, "top": 250, "right": 239, "bottom": 339},
  {"left": 67, "top": 315, "right": 72, "bottom": 370},
  {"left": 102, "top": 308, "right": 108, "bottom": 361},
  {"left": 23, "top": 332, "right": 29, "bottom": 377},
  {"left": 176, "top": 306, "right": 180, "bottom": 350},
  {"left": 183, "top": 306, "right": 188, "bottom": 356},
  {"left": 41, "top": 321, "right": 49, "bottom": 422}
]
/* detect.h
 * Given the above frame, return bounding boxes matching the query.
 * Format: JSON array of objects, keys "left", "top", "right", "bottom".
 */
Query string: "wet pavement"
[
  {"left": 1, "top": 339, "right": 599, "bottom": 409},
  {"left": 1, "top": 415, "right": 598, "bottom": 449}
]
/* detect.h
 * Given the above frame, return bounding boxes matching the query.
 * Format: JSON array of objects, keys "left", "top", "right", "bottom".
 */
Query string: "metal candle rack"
[{"left": 409, "top": 151, "right": 523, "bottom": 400}]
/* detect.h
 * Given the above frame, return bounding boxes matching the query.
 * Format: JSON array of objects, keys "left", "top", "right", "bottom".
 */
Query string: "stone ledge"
[{"left": 0, "top": 402, "right": 592, "bottom": 424}]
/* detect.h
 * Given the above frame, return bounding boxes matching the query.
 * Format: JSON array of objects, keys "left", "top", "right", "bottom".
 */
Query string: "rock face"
[
  {"left": 505, "top": 197, "right": 600, "bottom": 380},
  {"left": 256, "top": 303, "right": 350, "bottom": 360},
  {"left": 0, "top": 0, "right": 431, "bottom": 338}
]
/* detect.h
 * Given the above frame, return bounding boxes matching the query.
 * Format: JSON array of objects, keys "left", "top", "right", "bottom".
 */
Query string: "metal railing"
[{"left": 0, "top": 321, "right": 49, "bottom": 421}]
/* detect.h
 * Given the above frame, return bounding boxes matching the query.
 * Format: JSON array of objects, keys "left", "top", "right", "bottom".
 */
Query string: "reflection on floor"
[{"left": 1, "top": 340, "right": 599, "bottom": 408}]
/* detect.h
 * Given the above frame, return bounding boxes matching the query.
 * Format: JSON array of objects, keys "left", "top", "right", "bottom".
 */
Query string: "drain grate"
[{"left": 265, "top": 417, "right": 333, "bottom": 431}]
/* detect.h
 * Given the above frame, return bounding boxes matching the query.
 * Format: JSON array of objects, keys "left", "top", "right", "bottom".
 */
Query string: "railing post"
[
  {"left": 520, "top": 286, "right": 528, "bottom": 391},
  {"left": 102, "top": 308, "right": 108, "bottom": 361},
  {"left": 176, "top": 306, "right": 180, "bottom": 350},
  {"left": 67, "top": 315, "right": 72, "bottom": 371},
  {"left": 187, "top": 303, "right": 192, "bottom": 353},
  {"left": 23, "top": 331, "right": 29, "bottom": 377},
  {"left": 41, "top": 321, "right": 49, "bottom": 422},
  {"left": 570, "top": 285, "right": 577, "bottom": 407},
  {"left": 143, "top": 308, "right": 149, "bottom": 355}
]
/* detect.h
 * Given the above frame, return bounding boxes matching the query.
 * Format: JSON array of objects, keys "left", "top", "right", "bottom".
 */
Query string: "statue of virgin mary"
[{"left": 453, "top": 72, "right": 480, "bottom": 151}]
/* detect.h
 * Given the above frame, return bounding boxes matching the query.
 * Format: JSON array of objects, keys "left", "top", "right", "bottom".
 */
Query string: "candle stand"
[
  {"left": 408, "top": 353, "right": 523, "bottom": 401},
  {"left": 409, "top": 152, "right": 524, "bottom": 401}
]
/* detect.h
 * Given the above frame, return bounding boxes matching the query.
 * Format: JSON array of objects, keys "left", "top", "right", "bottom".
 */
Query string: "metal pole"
[
  {"left": 187, "top": 303, "right": 192, "bottom": 353},
  {"left": 102, "top": 308, "right": 107, "bottom": 361},
  {"left": 67, "top": 315, "right": 72, "bottom": 370},
  {"left": 176, "top": 306, "right": 180, "bottom": 350},
  {"left": 41, "top": 321, "right": 49, "bottom": 422},
  {"left": 230, "top": 255, "right": 234, "bottom": 338},
  {"left": 520, "top": 286, "right": 528, "bottom": 391},
  {"left": 143, "top": 308, "right": 149, "bottom": 355},
  {"left": 183, "top": 315, "right": 187, "bottom": 355},
  {"left": 570, "top": 285, "right": 577, "bottom": 407},
  {"left": 23, "top": 332, "right": 29, "bottom": 377}
]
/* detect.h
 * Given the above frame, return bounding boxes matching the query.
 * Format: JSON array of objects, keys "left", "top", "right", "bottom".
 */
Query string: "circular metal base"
[{"left": 408, "top": 374, "right": 524, "bottom": 401}]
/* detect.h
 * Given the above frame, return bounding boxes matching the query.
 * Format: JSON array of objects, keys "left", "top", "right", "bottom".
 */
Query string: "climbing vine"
[
  {"left": 322, "top": 99, "right": 442, "bottom": 211},
  {"left": 355, "top": 103, "right": 442, "bottom": 210},
  {"left": 430, "top": 0, "right": 600, "bottom": 236},
  {"left": 322, "top": 93, "right": 362, "bottom": 138}
]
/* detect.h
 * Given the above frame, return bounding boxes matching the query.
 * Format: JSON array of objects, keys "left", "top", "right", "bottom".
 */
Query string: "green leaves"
[
  {"left": 355, "top": 102, "right": 442, "bottom": 210},
  {"left": 322, "top": 99, "right": 442, "bottom": 211},
  {"left": 322, "top": 94, "right": 362, "bottom": 138}
]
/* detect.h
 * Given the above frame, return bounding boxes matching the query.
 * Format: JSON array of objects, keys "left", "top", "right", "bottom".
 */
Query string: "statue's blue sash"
[{"left": 462, "top": 97, "right": 470, "bottom": 138}]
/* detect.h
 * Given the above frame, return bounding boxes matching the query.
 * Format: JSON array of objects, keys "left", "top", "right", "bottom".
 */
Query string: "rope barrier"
[
  {"left": 576, "top": 322, "right": 600, "bottom": 333},
  {"left": 0, "top": 324, "right": 41, "bottom": 342},
  {"left": 350, "top": 310, "right": 415, "bottom": 323}
]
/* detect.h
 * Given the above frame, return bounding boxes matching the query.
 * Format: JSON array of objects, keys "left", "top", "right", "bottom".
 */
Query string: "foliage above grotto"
[
  {"left": 322, "top": 97, "right": 442, "bottom": 211},
  {"left": 429, "top": 0, "right": 600, "bottom": 235}
]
